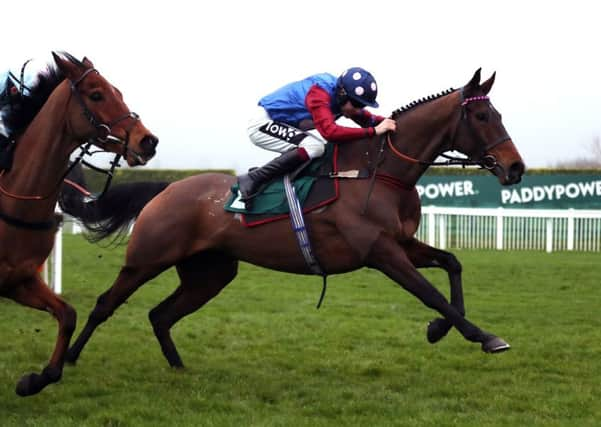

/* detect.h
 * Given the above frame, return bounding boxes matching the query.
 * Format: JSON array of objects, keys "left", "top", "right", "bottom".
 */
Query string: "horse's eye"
[
  {"left": 89, "top": 91, "right": 103, "bottom": 102},
  {"left": 475, "top": 112, "right": 489, "bottom": 122}
]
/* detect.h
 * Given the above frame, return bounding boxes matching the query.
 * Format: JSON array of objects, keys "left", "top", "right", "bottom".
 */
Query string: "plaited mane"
[{"left": 391, "top": 87, "right": 455, "bottom": 119}]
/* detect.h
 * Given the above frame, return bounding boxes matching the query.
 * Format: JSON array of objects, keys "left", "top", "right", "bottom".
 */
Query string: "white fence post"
[
  {"left": 428, "top": 211, "right": 436, "bottom": 246},
  {"left": 545, "top": 218, "right": 553, "bottom": 253},
  {"left": 567, "top": 208, "right": 574, "bottom": 251},
  {"left": 439, "top": 215, "right": 446, "bottom": 250},
  {"left": 496, "top": 208, "right": 504, "bottom": 250},
  {"left": 51, "top": 224, "right": 62, "bottom": 294}
]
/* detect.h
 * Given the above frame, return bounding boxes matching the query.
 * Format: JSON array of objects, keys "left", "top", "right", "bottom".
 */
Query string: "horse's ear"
[
  {"left": 81, "top": 56, "right": 94, "bottom": 69},
  {"left": 480, "top": 72, "right": 496, "bottom": 95},
  {"left": 466, "top": 68, "right": 482, "bottom": 90},
  {"left": 52, "top": 51, "right": 81, "bottom": 81}
]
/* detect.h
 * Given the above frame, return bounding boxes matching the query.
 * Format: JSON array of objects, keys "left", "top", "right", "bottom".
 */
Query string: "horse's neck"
[
  {"left": 1, "top": 84, "right": 76, "bottom": 217},
  {"left": 385, "top": 93, "right": 460, "bottom": 186}
]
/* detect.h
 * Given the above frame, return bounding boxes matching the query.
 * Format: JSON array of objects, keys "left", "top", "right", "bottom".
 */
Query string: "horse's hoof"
[
  {"left": 15, "top": 373, "right": 44, "bottom": 397},
  {"left": 15, "top": 366, "right": 61, "bottom": 397},
  {"left": 427, "top": 318, "right": 451, "bottom": 343},
  {"left": 482, "top": 336, "right": 511, "bottom": 353}
]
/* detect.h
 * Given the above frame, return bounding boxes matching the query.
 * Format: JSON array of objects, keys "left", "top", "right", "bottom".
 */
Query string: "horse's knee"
[{"left": 442, "top": 252, "right": 462, "bottom": 274}]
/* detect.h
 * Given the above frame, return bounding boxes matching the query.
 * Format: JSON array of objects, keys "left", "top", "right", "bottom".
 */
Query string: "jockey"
[{"left": 237, "top": 67, "right": 397, "bottom": 206}]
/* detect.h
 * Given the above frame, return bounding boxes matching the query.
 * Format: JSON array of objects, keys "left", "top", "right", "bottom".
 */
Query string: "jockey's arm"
[{"left": 305, "top": 85, "right": 376, "bottom": 142}]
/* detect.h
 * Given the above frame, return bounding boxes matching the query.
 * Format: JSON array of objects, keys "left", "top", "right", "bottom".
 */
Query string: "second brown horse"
[{"left": 0, "top": 53, "right": 158, "bottom": 396}]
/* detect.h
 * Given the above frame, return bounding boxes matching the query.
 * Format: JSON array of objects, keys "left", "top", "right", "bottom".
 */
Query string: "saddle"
[{"left": 225, "top": 144, "right": 357, "bottom": 227}]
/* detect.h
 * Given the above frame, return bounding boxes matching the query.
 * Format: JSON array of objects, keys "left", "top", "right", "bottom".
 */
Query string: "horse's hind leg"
[
  {"left": 66, "top": 264, "right": 166, "bottom": 364},
  {"left": 149, "top": 252, "right": 238, "bottom": 368},
  {"left": 7, "top": 277, "right": 76, "bottom": 396},
  {"left": 403, "top": 238, "right": 464, "bottom": 344}
]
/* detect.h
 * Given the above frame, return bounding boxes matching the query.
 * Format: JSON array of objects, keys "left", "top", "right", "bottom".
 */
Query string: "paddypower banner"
[{"left": 416, "top": 174, "right": 601, "bottom": 209}]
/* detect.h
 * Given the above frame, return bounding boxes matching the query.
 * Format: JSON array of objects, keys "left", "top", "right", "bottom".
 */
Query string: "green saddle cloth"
[{"left": 225, "top": 147, "right": 332, "bottom": 215}]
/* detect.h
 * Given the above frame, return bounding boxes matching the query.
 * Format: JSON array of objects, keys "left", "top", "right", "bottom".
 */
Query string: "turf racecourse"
[{"left": 1, "top": 235, "right": 600, "bottom": 426}]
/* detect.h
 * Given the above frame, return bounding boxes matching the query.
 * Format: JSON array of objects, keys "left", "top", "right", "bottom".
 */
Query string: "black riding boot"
[{"left": 237, "top": 149, "right": 307, "bottom": 205}]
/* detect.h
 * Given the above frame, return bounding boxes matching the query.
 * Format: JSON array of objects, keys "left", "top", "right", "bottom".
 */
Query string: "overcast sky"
[{"left": 3, "top": 0, "right": 600, "bottom": 172}]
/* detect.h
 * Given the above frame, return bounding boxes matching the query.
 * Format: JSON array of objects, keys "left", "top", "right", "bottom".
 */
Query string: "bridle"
[
  {"left": 69, "top": 68, "right": 140, "bottom": 157},
  {"left": 0, "top": 66, "right": 141, "bottom": 202},
  {"left": 67, "top": 67, "right": 143, "bottom": 200},
  {"left": 385, "top": 90, "right": 511, "bottom": 171},
  {"left": 362, "top": 90, "right": 512, "bottom": 213}
]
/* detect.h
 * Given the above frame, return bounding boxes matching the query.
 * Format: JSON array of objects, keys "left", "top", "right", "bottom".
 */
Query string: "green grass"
[{"left": 1, "top": 235, "right": 600, "bottom": 426}]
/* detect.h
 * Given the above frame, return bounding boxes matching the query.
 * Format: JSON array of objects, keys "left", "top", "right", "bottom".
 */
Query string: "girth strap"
[{"left": 283, "top": 174, "right": 328, "bottom": 308}]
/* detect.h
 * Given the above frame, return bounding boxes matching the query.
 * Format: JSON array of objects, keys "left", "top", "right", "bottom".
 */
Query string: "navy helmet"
[{"left": 337, "top": 67, "right": 379, "bottom": 108}]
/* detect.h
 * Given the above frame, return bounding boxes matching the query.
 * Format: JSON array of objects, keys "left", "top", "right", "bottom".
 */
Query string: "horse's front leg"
[
  {"left": 367, "top": 233, "right": 509, "bottom": 353},
  {"left": 402, "top": 238, "right": 464, "bottom": 344},
  {"left": 7, "top": 276, "right": 77, "bottom": 396}
]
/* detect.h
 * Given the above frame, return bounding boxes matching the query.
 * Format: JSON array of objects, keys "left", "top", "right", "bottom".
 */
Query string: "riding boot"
[{"left": 237, "top": 148, "right": 308, "bottom": 206}]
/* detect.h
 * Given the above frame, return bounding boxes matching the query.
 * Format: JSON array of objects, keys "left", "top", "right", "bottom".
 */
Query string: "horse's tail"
[{"left": 59, "top": 164, "right": 169, "bottom": 242}]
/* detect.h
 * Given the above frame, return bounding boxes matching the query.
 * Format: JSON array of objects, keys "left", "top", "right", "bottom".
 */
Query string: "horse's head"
[
  {"left": 52, "top": 52, "right": 158, "bottom": 166},
  {"left": 452, "top": 69, "right": 525, "bottom": 185}
]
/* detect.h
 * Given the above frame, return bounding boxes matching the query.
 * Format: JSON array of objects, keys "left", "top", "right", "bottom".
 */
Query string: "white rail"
[
  {"left": 418, "top": 207, "right": 601, "bottom": 252},
  {"left": 45, "top": 207, "right": 600, "bottom": 292}
]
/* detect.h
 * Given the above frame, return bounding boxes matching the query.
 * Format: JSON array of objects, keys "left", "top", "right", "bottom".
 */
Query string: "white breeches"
[{"left": 247, "top": 106, "right": 326, "bottom": 159}]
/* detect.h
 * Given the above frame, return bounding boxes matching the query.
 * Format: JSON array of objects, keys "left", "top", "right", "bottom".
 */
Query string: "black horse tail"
[{"left": 59, "top": 164, "right": 169, "bottom": 243}]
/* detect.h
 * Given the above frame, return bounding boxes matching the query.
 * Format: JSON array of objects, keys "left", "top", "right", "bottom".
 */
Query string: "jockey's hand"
[{"left": 374, "top": 118, "right": 397, "bottom": 135}]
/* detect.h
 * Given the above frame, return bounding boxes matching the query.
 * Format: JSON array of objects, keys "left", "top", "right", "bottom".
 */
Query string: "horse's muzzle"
[
  {"left": 140, "top": 135, "right": 159, "bottom": 158},
  {"left": 130, "top": 134, "right": 159, "bottom": 165},
  {"left": 504, "top": 160, "right": 525, "bottom": 185}
]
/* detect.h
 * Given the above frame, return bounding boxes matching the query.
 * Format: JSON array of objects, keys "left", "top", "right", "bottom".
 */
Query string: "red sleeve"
[{"left": 305, "top": 85, "right": 376, "bottom": 142}]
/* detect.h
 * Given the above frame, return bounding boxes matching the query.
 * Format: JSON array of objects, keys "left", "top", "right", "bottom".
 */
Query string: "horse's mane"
[
  {"left": 391, "top": 87, "right": 455, "bottom": 119},
  {"left": 0, "top": 53, "right": 81, "bottom": 137}
]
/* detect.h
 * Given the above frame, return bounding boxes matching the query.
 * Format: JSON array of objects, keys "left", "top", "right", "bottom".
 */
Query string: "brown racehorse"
[
  {"left": 63, "top": 69, "right": 524, "bottom": 374},
  {"left": 0, "top": 52, "right": 158, "bottom": 396}
]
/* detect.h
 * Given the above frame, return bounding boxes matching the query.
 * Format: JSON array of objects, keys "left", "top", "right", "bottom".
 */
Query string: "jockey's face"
[{"left": 340, "top": 100, "right": 364, "bottom": 118}]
